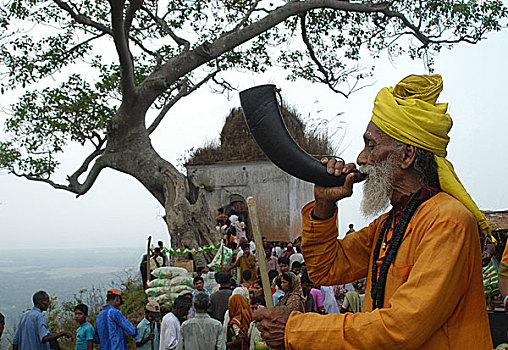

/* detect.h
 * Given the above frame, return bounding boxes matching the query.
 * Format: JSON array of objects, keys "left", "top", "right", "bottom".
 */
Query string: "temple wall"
[{"left": 186, "top": 161, "right": 314, "bottom": 241}]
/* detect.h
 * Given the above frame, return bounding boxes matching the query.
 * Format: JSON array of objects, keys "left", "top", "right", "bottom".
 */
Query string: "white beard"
[{"left": 359, "top": 156, "right": 397, "bottom": 218}]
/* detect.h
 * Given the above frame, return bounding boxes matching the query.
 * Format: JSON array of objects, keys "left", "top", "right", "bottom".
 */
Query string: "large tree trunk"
[{"left": 106, "top": 113, "right": 219, "bottom": 266}]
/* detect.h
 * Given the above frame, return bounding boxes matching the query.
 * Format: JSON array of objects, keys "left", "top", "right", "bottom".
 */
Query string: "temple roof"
[{"left": 186, "top": 106, "right": 333, "bottom": 166}]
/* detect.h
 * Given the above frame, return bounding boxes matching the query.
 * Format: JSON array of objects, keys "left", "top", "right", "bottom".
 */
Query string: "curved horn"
[{"left": 239, "top": 84, "right": 366, "bottom": 187}]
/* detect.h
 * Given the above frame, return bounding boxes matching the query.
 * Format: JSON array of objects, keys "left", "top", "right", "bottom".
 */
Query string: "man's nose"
[{"left": 357, "top": 149, "right": 367, "bottom": 165}]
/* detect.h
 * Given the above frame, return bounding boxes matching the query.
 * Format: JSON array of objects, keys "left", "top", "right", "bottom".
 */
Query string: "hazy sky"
[{"left": 1, "top": 27, "right": 507, "bottom": 250}]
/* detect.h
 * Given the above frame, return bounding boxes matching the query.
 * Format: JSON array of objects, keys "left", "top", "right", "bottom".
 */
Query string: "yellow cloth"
[
  {"left": 231, "top": 254, "right": 258, "bottom": 282},
  {"left": 371, "top": 74, "right": 493, "bottom": 240},
  {"left": 284, "top": 197, "right": 492, "bottom": 349}
]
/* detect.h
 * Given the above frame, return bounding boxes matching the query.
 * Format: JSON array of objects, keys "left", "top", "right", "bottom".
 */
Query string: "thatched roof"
[
  {"left": 186, "top": 106, "right": 333, "bottom": 166},
  {"left": 483, "top": 210, "right": 508, "bottom": 232}
]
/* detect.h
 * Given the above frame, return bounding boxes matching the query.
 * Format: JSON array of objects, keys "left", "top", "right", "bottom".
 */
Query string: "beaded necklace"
[{"left": 370, "top": 192, "right": 424, "bottom": 309}]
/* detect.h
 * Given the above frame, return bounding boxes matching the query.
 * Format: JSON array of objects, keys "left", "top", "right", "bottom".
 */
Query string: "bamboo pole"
[{"left": 247, "top": 196, "right": 274, "bottom": 308}]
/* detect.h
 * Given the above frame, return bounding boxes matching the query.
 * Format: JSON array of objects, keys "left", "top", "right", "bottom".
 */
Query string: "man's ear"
[{"left": 400, "top": 144, "right": 416, "bottom": 169}]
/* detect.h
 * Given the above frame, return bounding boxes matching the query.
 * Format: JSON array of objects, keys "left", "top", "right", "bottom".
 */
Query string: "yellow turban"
[{"left": 371, "top": 74, "right": 493, "bottom": 240}]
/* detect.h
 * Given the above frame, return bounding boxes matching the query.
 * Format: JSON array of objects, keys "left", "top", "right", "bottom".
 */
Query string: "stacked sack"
[{"left": 146, "top": 266, "right": 194, "bottom": 308}]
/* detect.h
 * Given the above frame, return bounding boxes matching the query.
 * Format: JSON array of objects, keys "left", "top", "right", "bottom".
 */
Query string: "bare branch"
[
  {"left": 52, "top": 0, "right": 113, "bottom": 35},
  {"left": 108, "top": 0, "right": 137, "bottom": 98},
  {"left": 66, "top": 139, "right": 106, "bottom": 185},
  {"left": 299, "top": 12, "right": 349, "bottom": 98},
  {"left": 147, "top": 70, "right": 219, "bottom": 134},
  {"left": 141, "top": 6, "right": 191, "bottom": 51},
  {"left": 380, "top": 7, "right": 431, "bottom": 46},
  {"left": 14, "top": 172, "right": 75, "bottom": 191},
  {"left": 130, "top": 35, "right": 162, "bottom": 66}
]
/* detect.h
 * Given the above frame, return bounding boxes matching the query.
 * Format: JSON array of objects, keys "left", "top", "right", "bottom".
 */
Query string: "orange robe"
[
  {"left": 499, "top": 240, "right": 508, "bottom": 279},
  {"left": 285, "top": 192, "right": 492, "bottom": 349}
]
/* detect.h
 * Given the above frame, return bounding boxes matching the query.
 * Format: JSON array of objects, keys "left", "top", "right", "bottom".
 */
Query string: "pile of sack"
[{"left": 145, "top": 266, "right": 193, "bottom": 308}]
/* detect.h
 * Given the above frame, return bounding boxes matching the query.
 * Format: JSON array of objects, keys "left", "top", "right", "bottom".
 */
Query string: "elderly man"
[{"left": 255, "top": 75, "right": 492, "bottom": 349}]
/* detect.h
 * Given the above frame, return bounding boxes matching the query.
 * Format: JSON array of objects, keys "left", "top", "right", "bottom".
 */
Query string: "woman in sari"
[
  {"left": 275, "top": 272, "right": 305, "bottom": 312},
  {"left": 227, "top": 294, "right": 253, "bottom": 350}
]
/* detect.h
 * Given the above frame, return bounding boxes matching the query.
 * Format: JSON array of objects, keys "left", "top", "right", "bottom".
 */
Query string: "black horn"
[{"left": 239, "top": 84, "right": 366, "bottom": 187}]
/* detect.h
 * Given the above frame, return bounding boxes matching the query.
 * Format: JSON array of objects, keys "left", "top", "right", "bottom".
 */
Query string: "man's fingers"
[
  {"left": 343, "top": 172, "right": 355, "bottom": 193},
  {"left": 326, "top": 158, "right": 337, "bottom": 174}
]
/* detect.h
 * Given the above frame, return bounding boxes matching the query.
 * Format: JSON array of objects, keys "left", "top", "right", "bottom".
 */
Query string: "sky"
[{"left": 1, "top": 26, "right": 507, "bottom": 250}]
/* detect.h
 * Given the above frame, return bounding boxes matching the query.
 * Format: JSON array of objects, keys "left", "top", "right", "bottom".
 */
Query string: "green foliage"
[{"left": 0, "top": 73, "right": 114, "bottom": 177}]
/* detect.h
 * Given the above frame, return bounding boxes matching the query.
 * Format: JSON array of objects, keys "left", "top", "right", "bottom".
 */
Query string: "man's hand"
[
  {"left": 313, "top": 158, "right": 357, "bottom": 219},
  {"left": 62, "top": 331, "right": 73, "bottom": 339},
  {"left": 254, "top": 307, "right": 293, "bottom": 349}
]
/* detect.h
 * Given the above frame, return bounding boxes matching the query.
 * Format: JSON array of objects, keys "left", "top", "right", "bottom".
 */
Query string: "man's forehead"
[{"left": 363, "top": 121, "right": 388, "bottom": 140}]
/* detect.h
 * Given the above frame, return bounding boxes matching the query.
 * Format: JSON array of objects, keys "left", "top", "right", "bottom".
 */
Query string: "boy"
[
  {"left": 74, "top": 304, "right": 94, "bottom": 350},
  {"left": 136, "top": 301, "right": 161, "bottom": 350},
  {"left": 240, "top": 270, "right": 253, "bottom": 288},
  {"left": 278, "top": 257, "right": 290, "bottom": 274},
  {"left": 227, "top": 242, "right": 257, "bottom": 283},
  {"left": 290, "top": 261, "right": 302, "bottom": 276},
  {"left": 192, "top": 276, "right": 210, "bottom": 296}
]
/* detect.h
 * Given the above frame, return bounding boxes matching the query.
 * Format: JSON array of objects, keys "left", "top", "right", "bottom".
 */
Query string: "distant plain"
[{"left": 0, "top": 247, "right": 143, "bottom": 347}]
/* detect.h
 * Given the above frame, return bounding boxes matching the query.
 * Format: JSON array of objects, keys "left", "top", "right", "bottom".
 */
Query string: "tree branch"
[
  {"left": 108, "top": 0, "right": 137, "bottom": 98},
  {"left": 232, "top": 0, "right": 260, "bottom": 32},
  {"left": 52, "top": 0, "right": 113, "bottom": 35},
  {"left": 141, "top": 6, "right": 191, "bottom": 51},
  {"left": 380, "top": 7, "right": 431, "bottom": 46},
  {"left": 124, "top": 0, "right": 144, "bottom": 34},
  {"left": 66, "top": 138, "right": 106, "bottom": 185},
  {"left": 148, "top": 0, "right": 391, "bottom": 95},
  {"left": 147, "top": 70, "right": 219, "bottom": 134},
  {"left": 299, "top": 12, "right": 350, "bottom": 98}
]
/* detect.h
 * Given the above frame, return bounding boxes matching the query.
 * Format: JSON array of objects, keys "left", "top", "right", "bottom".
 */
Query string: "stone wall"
[{"left": 186, "top": 161, "right": 314, "bottom": 241}]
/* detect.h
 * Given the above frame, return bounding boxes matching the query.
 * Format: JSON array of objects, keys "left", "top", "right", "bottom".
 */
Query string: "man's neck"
[
  {"left": 390, "top": 177, "right": 424, "bottom": 209},
  {"left": 195, "top": 310, "right": 207, "bottom": 314}
]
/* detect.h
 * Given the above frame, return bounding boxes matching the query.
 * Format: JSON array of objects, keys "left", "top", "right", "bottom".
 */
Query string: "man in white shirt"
[
  {"left": 159, "top": 296, "right": 192, "bottom": 350},
  {"left": 289, "top": 244, "right": 304, "bottom": 269},
  {"left": 228, "top": 210, "right": 239, "bottom": 224}
]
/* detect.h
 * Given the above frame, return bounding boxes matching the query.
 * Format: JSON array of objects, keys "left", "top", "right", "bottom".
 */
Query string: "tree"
[{"left": 0, "top": 0, "right": 506, "bottom": 252}]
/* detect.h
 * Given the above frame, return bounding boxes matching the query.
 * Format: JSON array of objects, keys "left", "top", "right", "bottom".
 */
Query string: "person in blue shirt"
[
  {"left": 136, "top": 301, "right": 161, "bottom": 350},
  {"left": 74, "top": 303, "right": 94, "bottom": 350},
  {"left": 192, "top": 276, "right": 210, "bottom": 296},
  {"left": 13, "top": 290, "right": 72, "bottom": 350},
  {"left": 94, "top": 289, "right": 138, "bottom": 350}
]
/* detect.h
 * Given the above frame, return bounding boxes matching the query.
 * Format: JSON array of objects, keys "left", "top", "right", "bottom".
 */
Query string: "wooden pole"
[
  {"left": 147, "top": 236, "right": 152, "bottom": 283},
  {"left": 150, "top": 321, "right": 155, "bottom": 350},
  {"left": 221, "top": 241, "right": 225, "bottom": 270},
  {"left": 247, "top": 196, "right": 274, "bottom": 308}
]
